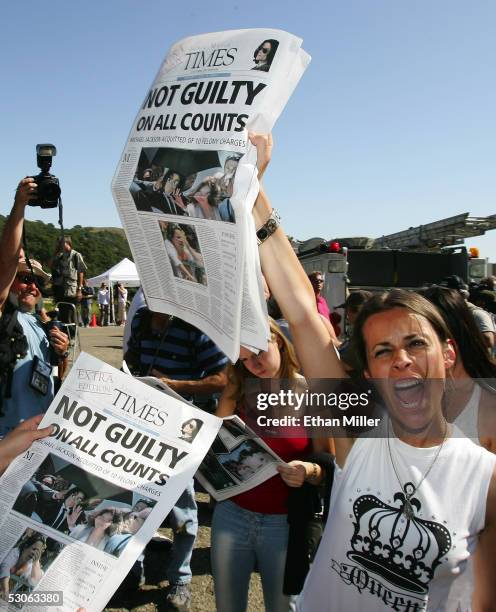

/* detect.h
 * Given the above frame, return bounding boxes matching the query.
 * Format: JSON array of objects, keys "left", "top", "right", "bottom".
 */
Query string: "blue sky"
[{"left": 1, "top": 0, "right": 495, "bottom": 258}]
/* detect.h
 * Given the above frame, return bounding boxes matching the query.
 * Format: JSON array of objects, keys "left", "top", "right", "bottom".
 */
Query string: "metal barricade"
[{"left": 55, "top": 301, "right": 81, "bottom": 368}]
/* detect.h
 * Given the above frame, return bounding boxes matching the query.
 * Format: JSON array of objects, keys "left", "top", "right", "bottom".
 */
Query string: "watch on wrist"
[{"left": 256, "top": 209, "right": 281, "bottom": 246}]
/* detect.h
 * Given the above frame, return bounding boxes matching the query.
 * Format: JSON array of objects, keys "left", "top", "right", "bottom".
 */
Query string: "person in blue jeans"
[
  {"left": 125, "top": 308, "right": 227, "bottom": 610},
  {"left": 165, "top": 480, "right": 197, "bottom": 585},
  {"left": 212, "top": 320, "right": 330, "bottom": 612}
]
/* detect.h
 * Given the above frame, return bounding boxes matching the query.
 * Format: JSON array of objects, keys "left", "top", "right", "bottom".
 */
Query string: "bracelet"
[
  {"left": 307, "top": 462, "right": 318, "bottom": 483},
  {"left": 256, "top": 209, "right": 281, "bottom": 246}
]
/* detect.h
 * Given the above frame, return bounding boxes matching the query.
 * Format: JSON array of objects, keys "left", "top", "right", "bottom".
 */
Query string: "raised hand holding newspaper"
[
  {"left": 0, "top": 353, "right": 221, "bottom": 612},
  {"left": 112, "top": 29, "right": 310, "bottom": 361}
]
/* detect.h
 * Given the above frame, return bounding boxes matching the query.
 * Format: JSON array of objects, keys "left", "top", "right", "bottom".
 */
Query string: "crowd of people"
[{"left": 1, "top": 132, "right": 496, "bottom": 612}]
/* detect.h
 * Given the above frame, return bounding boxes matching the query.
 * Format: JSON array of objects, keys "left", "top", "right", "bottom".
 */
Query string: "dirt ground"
[
  {"left": 102, "top": 492, "right": 264, "bottom": 612},
  {"left": 75, "top": 326, "right": 265, "bottom": 612}
]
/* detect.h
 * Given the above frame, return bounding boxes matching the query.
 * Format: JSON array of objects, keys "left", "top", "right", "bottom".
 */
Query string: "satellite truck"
[{"left": 295, "top": 212, "right": 496, "bottom": 338}]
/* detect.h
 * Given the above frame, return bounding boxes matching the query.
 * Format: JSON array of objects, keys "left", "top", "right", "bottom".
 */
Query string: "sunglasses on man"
[{"left": 16, "top": 273, "right": 45, "bottom": 289}]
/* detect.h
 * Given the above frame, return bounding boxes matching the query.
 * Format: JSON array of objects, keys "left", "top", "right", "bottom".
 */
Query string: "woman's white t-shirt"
[
  {"left": 296, "top": 427, "right": 495, "bottom": 612},
  {"left": 97, "top": 289, "right": 109, "bottom": 306}
]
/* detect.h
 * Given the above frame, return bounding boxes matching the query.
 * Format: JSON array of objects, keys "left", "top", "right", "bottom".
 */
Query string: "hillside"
[{"left": 0, "top": 216, "right": 132, "bottom": 280}]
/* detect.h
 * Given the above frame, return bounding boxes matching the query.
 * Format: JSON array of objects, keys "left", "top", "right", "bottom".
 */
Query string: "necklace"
[{"left": 386, "top": 418, "right": 448, "bottom": 520}]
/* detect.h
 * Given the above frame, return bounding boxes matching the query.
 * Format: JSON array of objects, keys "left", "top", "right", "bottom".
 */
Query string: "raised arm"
[
  {"left": 0, "top": 178, "right": 36, "bottom": 311},
  {"left": 250, "top": 134, "right": 346, "bottom": 381},
  {"left": 249, "top": 135, "right": 356, "bottom": 466}
]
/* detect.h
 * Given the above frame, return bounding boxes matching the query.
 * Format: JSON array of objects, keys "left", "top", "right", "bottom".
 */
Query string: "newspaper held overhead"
[
  {"left": 0, "top": 353, "right": 221, "bottom": 612},
  {"left": 112, "top": 29, "right": 310, "bottom": 362}
]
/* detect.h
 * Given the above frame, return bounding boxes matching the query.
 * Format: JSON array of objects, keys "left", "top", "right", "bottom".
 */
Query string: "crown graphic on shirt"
[{"left": 346, "top": 484, "right": 452, "bottom": 594}]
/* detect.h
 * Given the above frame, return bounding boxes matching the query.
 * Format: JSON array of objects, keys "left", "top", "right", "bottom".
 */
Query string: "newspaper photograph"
[
  {"left": 0, "top": 529, "right": 63, "bottom": 605},
  {"left": 195, "top": 415, "right": 284, "bottom": 502},
  {"left": 111, "top": 28, "right": 310, "bottom": 362},
  {"left": 0, "top": 352, "right": 222, "bottom": 612}
]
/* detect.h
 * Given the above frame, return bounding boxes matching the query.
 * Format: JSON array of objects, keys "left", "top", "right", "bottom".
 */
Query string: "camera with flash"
[{"left": 29, "top": 144, "right": 61, "bottom": 208}]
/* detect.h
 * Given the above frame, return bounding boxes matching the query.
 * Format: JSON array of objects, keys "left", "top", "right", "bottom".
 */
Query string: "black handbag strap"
[
  {"left": 4, "top": 307, "right": 19, "bottom": 337},
  {"left": 0, "top": 309, "right": 21, "bottom": 412}
]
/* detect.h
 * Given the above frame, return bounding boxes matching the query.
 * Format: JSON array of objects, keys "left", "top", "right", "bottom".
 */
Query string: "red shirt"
[
  {"left": 316, "top": 295, "right": 330, "bottom": 320},
  {"left": 231, "top": 413, "right": 311, "bottom": 514}
]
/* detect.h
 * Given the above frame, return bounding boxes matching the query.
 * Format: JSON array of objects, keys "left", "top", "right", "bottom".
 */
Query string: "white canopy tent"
[
  {"left": 87, "top": 258, "right": 140, "bottom": 288},
  {"left": 87, "top": 258, "right": 140, "bottom": 324}
]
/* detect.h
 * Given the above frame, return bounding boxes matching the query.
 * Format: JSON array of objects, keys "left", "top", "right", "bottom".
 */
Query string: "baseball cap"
[
  {"left": 17, "top": 259, "right": 51, "bottom": 281},
  {"left": 337, "top": 290, "right": 373, "bottom": 310},
  {"left": 440, "top": 275, "right": 468, "bottom": 292}
]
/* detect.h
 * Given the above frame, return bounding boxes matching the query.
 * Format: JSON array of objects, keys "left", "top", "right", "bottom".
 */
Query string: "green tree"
[{"left": 0, "top": 215, "right": 132, "bottom": 284}]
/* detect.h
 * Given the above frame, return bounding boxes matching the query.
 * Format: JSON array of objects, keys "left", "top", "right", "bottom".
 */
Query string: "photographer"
[
  {"left": 51, "top": 235, "right": 87, "bottom": 327},
  {"left": 0, "top": 178, "right": 69, "bottom": 437}
]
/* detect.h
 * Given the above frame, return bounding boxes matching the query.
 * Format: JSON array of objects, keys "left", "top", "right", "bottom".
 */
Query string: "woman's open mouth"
[{"left": 393, "top": 378, "right": 425, "bottom": 408}]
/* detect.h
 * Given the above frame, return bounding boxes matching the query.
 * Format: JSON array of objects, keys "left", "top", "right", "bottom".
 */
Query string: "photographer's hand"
[
  {"left": 49, "top": 327, "right": 70, "bottom": 356},
  {"left": 14, "top": 177, "right": 37, "bottom": 207},
  {"left": 0, "top": 178, "right": 38, "bottom": 311}
]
